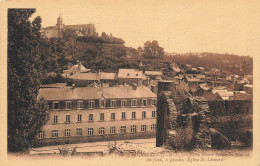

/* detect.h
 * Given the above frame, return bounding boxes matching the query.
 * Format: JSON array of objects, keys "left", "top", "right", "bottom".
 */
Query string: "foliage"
[
  {"left": 142, "top": 40, "right": 164, "bottom": 59},
  {"left": 172, "top": 52, "right": 253, "bottom": 75},
  {"left": 77, "top": 33, "right": 125, "bottom": 44},
  {"left": 8, "top": 9, "right": 49, "bottom": 152}
]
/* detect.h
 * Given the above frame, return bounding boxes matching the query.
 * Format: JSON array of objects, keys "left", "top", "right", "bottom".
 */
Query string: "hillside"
[{"left": 170, "top": 52, "right": 253, "bottom": 75}]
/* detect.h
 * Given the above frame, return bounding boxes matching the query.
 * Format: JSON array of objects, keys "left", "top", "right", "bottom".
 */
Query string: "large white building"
[{"left": 37, "top": 85, "right": 157, "bottom": 146}]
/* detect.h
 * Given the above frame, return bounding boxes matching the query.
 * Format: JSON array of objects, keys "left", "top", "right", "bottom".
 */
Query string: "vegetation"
[
  {"left": 8, "top": 9, "right": 49, "bottom": 152},
  {"left": 171, "top": 52, "right": 253, "bottom": 75}
]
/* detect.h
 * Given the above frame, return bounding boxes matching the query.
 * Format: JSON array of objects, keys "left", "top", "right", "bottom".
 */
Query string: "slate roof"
[
  {"left": 72, "top": 73, "right": 99, "bottom": 80},
  {"left": 145, "top": 71, "right": 163, "bottom": 76},
  {"left": 38, "top": 86, "right": 156, "bottom": 101},
  {"left": 100, "top": 73, "right": 118, "bottom": 80},
  {"left": 118, "top": 69, "right": 143, "bottom": 79}
]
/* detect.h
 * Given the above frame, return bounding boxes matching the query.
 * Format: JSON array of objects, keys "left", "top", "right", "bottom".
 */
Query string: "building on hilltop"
[
  {"left": 36, "top": 85, "right": 157, "bottom": 146},
  {"left": 41, "top": 14, "right": 97, "bottom": 38}
]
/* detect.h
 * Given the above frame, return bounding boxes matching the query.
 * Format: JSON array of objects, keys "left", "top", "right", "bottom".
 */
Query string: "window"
[
  {"left": 121, "top": 100, "right": 127, "bottom": 107},
  {"left": 142, "top": 111, "right": 146, "bottom": 118},
  {"left": 99, "top": 127, "right": 105, "bottom": 135},
  {"left": 65, "top": 129, "right": 70, "bottom": 137},
  {"left": 142, "top": 99, "right": 147, "bottom": 107},
  {"left": 141, "top": 125, "right": 147, "bottom": 132},
  {"left": 122, "top": 112, "right": 126, "bottom": 120},
  {"left": 120, "top": 126, "right": 126, "bottom": 133},
  {"left": 111, "top": 100, "right": 116, "bottom": 107},
  {"left": 89, "top": 101, "right": 94, "bottom": 109},
  {"left": 88, "top": 128, "right": 94, "bottom": 136},
  {"left": 77, "top": 101, "right": 83, "bottom": 109},
  {"left": 100, "top": 113, "right": 104, "bottom": 121},
  {"left": 131, "top": 125, "right": 136, "bottom": 133},
  {"left": 78, "top": 114, "right": 82, "bottom": 122},
  {"left": 76, "top": 128, "right": 82, "bottom": 136},
  {"left": 152, "top": 99, "right": 156, "bottom": 106},
  {"left": 52, "top": 130, "right": 58, "bottom": 138},
  {"left": 65, "top": 115, "right": 70, "bottom": 123},
  {"left": 89, "top": 114, "right": 93, "bottom": 121},
  {"left": 151, "top": 124, "right": 156, "bottom": 131},
  {"left": 54, "top": 115, "right": 58, "bottom": 124},
  {"left": 65, "top": 101, "right": 72, "bottom": 110},
  {"left": 53, "top": 101, "right": 59, "bottom": 110},
  {"left": 152, "top": 111, "right": 156, "bottom": 118},
  {"left": 132, "top": 112, "right": 136, "bottom": 119},
  {"left": 131, "top": 99, "right": 137, "bottom": 107},
  {"left": 110, "top": 126, "right": 116, "bottom": 134},
  {"left": 38, "top": 131, "right": 44, "bottom": 139},
  {"left": 111, "top": 113, "right": 115, "bottom": 120}
]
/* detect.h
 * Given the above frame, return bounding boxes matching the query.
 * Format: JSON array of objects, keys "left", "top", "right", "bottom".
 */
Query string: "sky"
[{"left": 3, "top": 0, "right": 260, "bottom": 56}]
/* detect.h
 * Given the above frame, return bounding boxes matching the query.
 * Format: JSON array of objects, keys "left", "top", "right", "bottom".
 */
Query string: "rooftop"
[
  {"left": 72, "top": 73, "right": 99, "bottom": 80},
  {"left": 145, "top": 71, "right": 163, "bottom": 76},
  {"left": 38, "top": 86, "right": 156, "bottom": 101},
  {"left": 100, "top": 72, "right": 118, "bottom": 80},
  {"left": 118, "top": 69, "right": 143, "bottom": 79}
]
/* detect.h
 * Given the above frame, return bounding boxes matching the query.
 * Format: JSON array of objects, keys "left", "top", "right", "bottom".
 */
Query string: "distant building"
[
  {"left": 243, "top": 84, "right": 253, "bottom": 94},
  {"left": 62, "top": 62, "right": 91, "bottom": 78},
  {"left": 144, "top": 71, "right": 163, "bottom": 80},
  {"left": 184, "top": 73, "right": 206, "bottom": 85},
  {"left": 41, "top": 14, "right": 97, "bottom": 38},
  {"left": 37, "top": 85, "right": 157, "bottom": 146},
  {"left": 118, "top": 68, "right": 146, "bottom": 86}
]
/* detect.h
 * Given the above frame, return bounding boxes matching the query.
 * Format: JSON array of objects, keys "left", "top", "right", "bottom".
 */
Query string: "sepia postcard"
[{"left": 0, "top": 0, "right": 259, "bottom": 166}]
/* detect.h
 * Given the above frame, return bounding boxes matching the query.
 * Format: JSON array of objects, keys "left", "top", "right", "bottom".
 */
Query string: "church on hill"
[{"left": 41, "top": 14, "right": 97, "bottom": 38}]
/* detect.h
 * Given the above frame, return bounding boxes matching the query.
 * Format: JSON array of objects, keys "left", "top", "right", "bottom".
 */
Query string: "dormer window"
[
  {"left": 111, "top": 100, "right": 117, "bottom": 108},
  {"left": 152, "top": 99, "right": 156, "bottom": 106},
  {"left": 131, "top": 99, "right": 137, "bottom": 107},
  {"left": 121, "top": 100, "right": 127, "bottom": 107},
  {"left": 77, "top": 101, "right": 83, "bottom": 109},
  {"left": 142, "top": 99, "right": 147, "bottom": 107},
  {"left": 53, "top": 101, "right": 59, "bottom": 110},
  {"left": 89, "top": 101, "right": 94, "bottom": 109},
  {"left": 65, "top": 101, "right": 72, "bottom": 110}
]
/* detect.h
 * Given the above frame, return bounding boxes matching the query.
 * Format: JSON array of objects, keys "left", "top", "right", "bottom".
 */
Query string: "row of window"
[
  {"left": 52, "top": 99, "right": 157, "bottom": 110},
  {"left": 38, "top": 124, "right": 157, "bottom": 139},
  {"left": 53, "top": 111, "right": 157, "bottom": 124}
]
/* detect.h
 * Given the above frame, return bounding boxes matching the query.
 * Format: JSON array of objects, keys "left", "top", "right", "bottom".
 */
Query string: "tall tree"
[
  {"left": 8, "top": 9, "right": 49, "bottom": 152},
  {"left": 143, "top": 40, "right": 164, "bottom": 59}
]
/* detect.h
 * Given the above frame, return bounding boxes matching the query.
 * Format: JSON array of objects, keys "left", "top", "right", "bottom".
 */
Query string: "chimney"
[
  {"left": 71, "top": 84, "right": 75, "bottom": 90},
  {"left": 132, "top": 83, "right": 138, "bottom": 90}
]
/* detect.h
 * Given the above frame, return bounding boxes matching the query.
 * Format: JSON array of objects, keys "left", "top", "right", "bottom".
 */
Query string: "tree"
[
  {"left": 143, "top": 40, "right": 164, "bottom": 59},
  {"left": 8, "top": 9, "right": 49, "bottom": 152}
]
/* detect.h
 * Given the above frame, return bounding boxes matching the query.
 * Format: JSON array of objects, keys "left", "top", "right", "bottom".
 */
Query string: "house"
[
  {"left": 144, "top": 71, "right": 163, "bottom": 80},
  {"left": 118, "top": 69, "right": 145, "bottom": 86},
  {"left": 100, "top": 72, "right": 118, "bottom": 86},
  {"left": 243, "top": 84, "right": 253, "bottom": 94},
  {"left": 37, "top": 85, "right": 157, "bottom": 146},
  {"left": 189, "top": 84, "right": 204, "bottom": 96},
  {"left": 62, "top": 62, "right": 91, "bottom": 78},
  {"left": 72, "top": 73, "right": 99, "bottom": 87},
  {"left": 184, "top": 74, "right": 206, "bottom": 85},
  {"left": 202, "top": 92, "right": 224, "bottom": 115}
]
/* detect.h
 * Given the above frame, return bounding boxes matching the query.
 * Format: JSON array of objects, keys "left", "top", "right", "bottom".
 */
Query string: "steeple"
[
  {"left": 56, "top": 14, "right": 64, "bottom": 38},
  {"left": 56, "top": 14, "right": 64, "bottom": 29}
]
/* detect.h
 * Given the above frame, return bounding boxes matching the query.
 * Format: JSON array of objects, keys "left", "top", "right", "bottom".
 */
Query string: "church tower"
[{"left": 56, "top": 14, "right": 64, "bottom": 38}]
